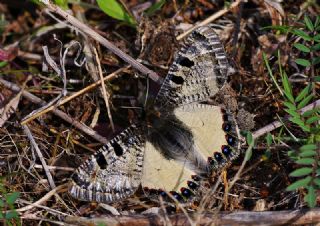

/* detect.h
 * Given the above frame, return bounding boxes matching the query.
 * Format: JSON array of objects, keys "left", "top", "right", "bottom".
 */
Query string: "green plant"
[
  {"left": 0, "top": 180, "right": 20, "bottom": 226},
  {"left": 263, "top": 15, "right": 320, "bottom": 208},
  {"left": 96, "top": 0, "right": 136, "bottom": 27}
]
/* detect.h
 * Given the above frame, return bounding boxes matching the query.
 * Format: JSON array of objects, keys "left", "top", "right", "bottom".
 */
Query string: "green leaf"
[
  {"left": 288, "top": 150, "right": 298, "bottom": 158},
  {"left": 283, "top": 101, "right": 297, "bottom": 110},
  {"left": 306, "top": 116, "right": 320, "bottom": 124},
  {"left": 299, "top": 150, "right": 316, "bottom": 157},
  {"left": 314, "top": 178, "right": 320, "bottom": 186},
  {"left": 289, "top": 167, "right": 313, "bottom": 177},
  {"left": 263, "top": 25, "right": 290, "bottom": 33},
  {"left": 292, "top": 29, "right": 312, "bottom": 41},
  {"left": 305, "top": 186, "right": 316, "bottom": 208},
  {"left": 293, "top": 43, "right": 310, "bottom": 52},
  {"left": 295, "top": 85, "right": 311, "bottom": 103},
  {"left": 295, "top": 158, "right": 315, "bottom": 165},
  {"left": 311, "top": 43, "right": 320, "bottom": 51},
  {"left": 314, "top": 76, "right": 320, "bottom": 82},
  {"left": 297, "top": 94, "right": 313, "bottom": 109},
  {"left": 300, "top": 144, "right": 317, "bottom": 151},
  {"left": 266, "top": 133, "right": 272, "bottom": 146},
  {"left": 312, "top": 57, "right": 320, "bottom": 65},
  {"left": 314, "top": 34, "right": 320, "bottom": 42},
  {"left": 0, "top": 61, "right": 8, "bottom": 68},
  {"left": 300, "top": 124, "right": 311, "bottom": 132},
  {"left": 295, "top": 58, "right": 311, "bottom": 67},
  {"left": 0, "top": 199, "right": 4, "bottom": 208},
  {"left": 6, "top": 192, "right": 20, "bottom": 204},
  {"left": 315, "top": 16, "right": 320, "bottom": 28},
  {"left": 286, "top": 176, "right": 312, "bottom": 191},
  {"left": 96, "top": 0, "right": 136, "bottom": 26},
  {"left": 289, "top": 117, "right": 310, "bottom": 131},
  {"left": 302, "top": 107, "right": 320, "bottom": 117},
  {"left": 285, "top": 108, "right": 300, "bottom": 118},
  {"left": 304, "top": 15, "right": 314, "bottom": 31},
  {"left": 145, "top": 0, "right": 166, "bottom": 16},
  {"left": 244, "top": 147, "right": 253, "bottom": 161},
  {"left": 282, "top": 72, "right": 294, "bottom": 102},
  {"left": 5, "top": 210, "right": 18, "bottom": 220},
  {"left": 263, "top": 52, "right": 284, "bottom": 97},
  {"left": 246, "top": 131, "right": 254, "bottom": 146},
  {"left": 54, "top": 0, "right": 68, "bottom": 9}
]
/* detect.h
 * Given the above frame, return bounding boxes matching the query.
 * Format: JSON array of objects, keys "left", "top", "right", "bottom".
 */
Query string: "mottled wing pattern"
[
  {"left": 69, "top": 124, "right": 146, "bottom": 203},
  {"left": 154, "top": 26, "right": 228, "bottom": 110}
]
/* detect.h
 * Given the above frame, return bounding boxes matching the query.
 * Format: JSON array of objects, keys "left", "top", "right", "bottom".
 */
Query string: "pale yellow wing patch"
[
  {"left": 174, "top": 103, "right": 227, "bottom": 159},
  {"left": 142, "top": 141, "right": 193, "bottom": 191},
  {"left": 142, "top": 103, "right": 228, "bottom": 192}
]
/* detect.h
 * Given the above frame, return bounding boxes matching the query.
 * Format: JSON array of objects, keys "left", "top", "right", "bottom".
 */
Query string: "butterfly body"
[{"left": 69, "top": 26, "right": 241, "bottom": 203}]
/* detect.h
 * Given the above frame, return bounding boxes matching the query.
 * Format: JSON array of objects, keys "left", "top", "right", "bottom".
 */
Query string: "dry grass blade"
[{"left": 22, "top": 125, "right": 56, "bottom": 189}]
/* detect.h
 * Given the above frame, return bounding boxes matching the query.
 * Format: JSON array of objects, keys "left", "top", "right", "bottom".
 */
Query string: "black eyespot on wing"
[
  {"left": 221, "top": 145, "right": 232, "bottom": 157},
  {"left": 214, "top": 152, "right": 223, "bottom": 162},
  {"left": 180, "top": 187, "right": 193, "bottom": 198},
  {"left": 187, "top": 180, "right": 199, "bottom": 190},
  {"left": 95, "top": 152, "right": 108, "bottom": 169},
  {"left": 226, "top": 135, "right": 236, "bottom": 146},
  {"left": 111, "top": 141, "right": 123, "bottom": 156},
  {"left": 159, "top": 189, "right": 167, "bottom": 197},
  {"left": 222, "top": 123, "right": 232, "bottom": 132},
  {"left": 170, "top": 191, "right": 183, "bottom": 201},
  {"left": 170, "top": 74, "right": 184, "bottom": 85},
  {"left": 178, "top": 56, "right": 194, "bottom": 68}
]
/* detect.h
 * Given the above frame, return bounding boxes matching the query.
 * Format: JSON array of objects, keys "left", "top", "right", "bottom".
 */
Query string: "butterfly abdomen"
[{"left": 147, "top": 113, "right": 209, "bottom": 175}]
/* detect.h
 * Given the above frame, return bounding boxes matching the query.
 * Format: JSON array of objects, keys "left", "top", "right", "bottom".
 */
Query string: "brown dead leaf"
[
  {"left": 0, "top": 89, "right": 21, "bottom": 127},
  {"left": 263, "top": 0, "right": 284, "bottom": 26}
]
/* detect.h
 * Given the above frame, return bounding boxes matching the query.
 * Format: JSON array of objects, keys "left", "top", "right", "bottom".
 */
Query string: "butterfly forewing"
[
  {"left": 154, "top": 26, "right": 228, "bottom": 110},
  {"left": 69, "top": 124, "right": 146, "bottom": 203}
]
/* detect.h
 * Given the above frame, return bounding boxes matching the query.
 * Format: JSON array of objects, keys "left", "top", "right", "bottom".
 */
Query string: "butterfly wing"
[
  {"left": 142, "top": 103, "right": 240, "bottom": 194},
  {"left": 154, "top": 26, "right": 228, "bottom": 110},
  {"left": 69, "top": 124, "right": 146, "bottom": 203}
]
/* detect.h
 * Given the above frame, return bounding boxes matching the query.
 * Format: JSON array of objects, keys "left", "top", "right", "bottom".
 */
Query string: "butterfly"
[{"left": 69, "top": 26, "right": 241, "bottom": 203}]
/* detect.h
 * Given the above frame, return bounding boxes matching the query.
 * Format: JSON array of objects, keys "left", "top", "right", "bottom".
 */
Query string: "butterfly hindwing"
[
  {"left": 155, "top": 26, "right": 228, "bottom": 110},
  {"left": 142, "top": 103, "right": 240, "bottom": 197},
  {"left": 174, "top": 103, "right": 240, "bottom": 167},
  {"left": 69, "top": 124, "right": 146, "bottom": 203}
]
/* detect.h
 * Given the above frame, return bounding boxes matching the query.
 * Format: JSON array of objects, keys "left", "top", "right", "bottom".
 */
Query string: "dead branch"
[
  {"left": 39, "top": 0, "right": 162, "bottom": 84},
  {"left": 64, "top": 208, "right": 320, "bottom": 226},
  {"left": 0, "top": 77, "right": 108, "bottom": 144}
]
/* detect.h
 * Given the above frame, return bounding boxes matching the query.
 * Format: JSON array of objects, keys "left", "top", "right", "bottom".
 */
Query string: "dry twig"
[
  {"left": 64, "top": 208, "right": 320, "bottom": 226},
  {"left": 0, "top": 77, "right": 108, "bottom": 144},
  {"left": 22, "top": 125, "right": 56, "bottom": 189},
  {"left": 39, "top": 0, "right": 162, "bottom": 84}
]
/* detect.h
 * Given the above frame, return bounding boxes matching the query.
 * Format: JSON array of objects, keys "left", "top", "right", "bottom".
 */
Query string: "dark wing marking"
[
  {"left": 69, "top": 124, "right": 146, "bottom": 203},
  {"left": 154, "top": 26, "right": 228, "bottom": 110}
]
